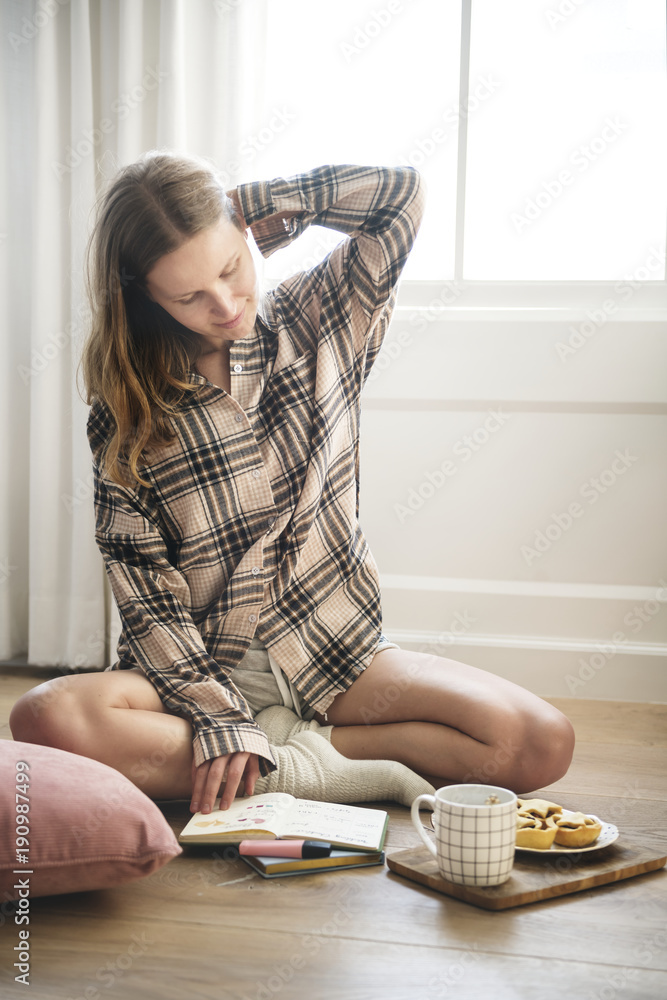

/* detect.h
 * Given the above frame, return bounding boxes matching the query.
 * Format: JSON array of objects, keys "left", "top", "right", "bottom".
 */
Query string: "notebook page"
[
  {"left": 181, "top": 792, "right": 294, "bottom": 838},
  {"left": 278, "top": 800, "right": 387, "bottom": 849}
]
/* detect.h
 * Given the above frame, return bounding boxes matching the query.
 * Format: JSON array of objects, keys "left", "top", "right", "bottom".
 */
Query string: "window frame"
[{"left": 428, "top": 0, "right": 667, "bottom": 314}]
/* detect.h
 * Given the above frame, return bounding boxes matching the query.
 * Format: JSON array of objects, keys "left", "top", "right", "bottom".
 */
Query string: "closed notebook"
[
  {"left": 241, "top": 849, "right": 386, "bottom": 878},
  {"left": 178, "top": 792, "right": 388, "bottom": 852}
]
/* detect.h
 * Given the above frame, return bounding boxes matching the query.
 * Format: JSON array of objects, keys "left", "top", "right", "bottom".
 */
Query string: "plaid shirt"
[{"left": 88, "top": 164, "right": 424, "bottom": 771}]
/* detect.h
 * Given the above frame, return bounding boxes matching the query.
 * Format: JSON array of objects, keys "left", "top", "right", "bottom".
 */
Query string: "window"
[
  {"left": 465, "top": 0, "right": 667, "bottom": 280},
  {"left": 240, "top": 0, "right": 666, "bottom": 285}
]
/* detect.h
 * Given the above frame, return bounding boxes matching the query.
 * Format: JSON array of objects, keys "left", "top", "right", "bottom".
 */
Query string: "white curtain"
[{"left": 0, "top": 0, "right": 267, "bottom": 668}]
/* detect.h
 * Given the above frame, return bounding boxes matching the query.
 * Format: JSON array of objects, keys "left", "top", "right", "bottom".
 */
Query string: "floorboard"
[{"left": 1, "top": 667, "right": 666, "bottom": 1000}]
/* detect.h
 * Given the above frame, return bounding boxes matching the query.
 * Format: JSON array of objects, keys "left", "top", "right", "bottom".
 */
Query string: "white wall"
[{"left": 360, "top": 284, "right": 667, "bottom": 703}]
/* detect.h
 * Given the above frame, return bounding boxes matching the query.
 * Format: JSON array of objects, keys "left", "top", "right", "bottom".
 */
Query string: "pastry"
[
  {"left": 515, "top": 797, "right": 603, "bottom": 850},
  {"left": 553, "top": 812, "right": 603, "bottom": 848},
  {"left": 516, "top": 797, "right": 563, "bottom": 819},
  {"left": 515, "top": 814, "right": 558, "bottom": 849}
]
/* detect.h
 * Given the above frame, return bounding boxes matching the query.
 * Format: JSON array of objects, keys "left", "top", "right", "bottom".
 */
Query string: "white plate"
[
  {"left": 515, "top": 813, "right": 619, "bottom": 854},
  {"left": 427, "top": 811, "right": 620, "bottom": 854}
]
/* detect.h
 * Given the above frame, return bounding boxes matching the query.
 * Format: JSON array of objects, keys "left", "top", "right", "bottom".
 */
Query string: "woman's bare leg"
[
  {"left": 9, "top": 669, "right": 194, "bottom": 799},
  {"left": 320, "top": 648, "right": 575, "bottom": 794},
  {"left": 9, "top": 650, "right": 576, "bottom": 803},
  {"left": 8, "top": 668, "right": 435, "bottom": 810}
]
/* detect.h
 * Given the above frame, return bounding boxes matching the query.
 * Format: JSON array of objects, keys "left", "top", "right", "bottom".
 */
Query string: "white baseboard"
[
  {"left": 380, "top": 575, "right": 667, "bottom": 703},
  {"left": 385, "top": 628, "right": 667, "bottom": 700}
]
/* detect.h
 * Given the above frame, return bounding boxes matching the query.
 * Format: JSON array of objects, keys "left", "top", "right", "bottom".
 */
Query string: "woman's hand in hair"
[
  {"left": 190, "top": 751, "right": 261, "bottom": 813},
  {"left": 226, "top": 189, "right": 247, "bottom": 231},
  {"left": 227, "top": 185, "right": 307, "bottom": 245}
]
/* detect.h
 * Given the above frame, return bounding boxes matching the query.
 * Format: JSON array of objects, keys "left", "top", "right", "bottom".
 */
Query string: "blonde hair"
[{"left": 82, "top": 150, "right": 242, "bottom": 487}]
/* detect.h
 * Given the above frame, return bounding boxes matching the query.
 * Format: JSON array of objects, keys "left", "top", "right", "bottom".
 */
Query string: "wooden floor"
[{"left": 1, "top": 668, "right": 666, "bottom": 1000}]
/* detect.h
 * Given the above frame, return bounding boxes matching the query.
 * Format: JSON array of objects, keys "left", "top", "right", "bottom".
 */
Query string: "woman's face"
[{"left": 145, "top": 216, "right": 259, "bottom": 349}]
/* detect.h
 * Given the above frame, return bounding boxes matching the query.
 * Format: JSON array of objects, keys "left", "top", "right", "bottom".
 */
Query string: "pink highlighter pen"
[{"left": 239, "top": 840, "right": 332, "bottom": 859}]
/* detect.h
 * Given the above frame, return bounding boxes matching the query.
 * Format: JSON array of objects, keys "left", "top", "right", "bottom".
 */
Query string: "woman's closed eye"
[{"left": 178, "top": 265, "right": 239, "bottom": 305}]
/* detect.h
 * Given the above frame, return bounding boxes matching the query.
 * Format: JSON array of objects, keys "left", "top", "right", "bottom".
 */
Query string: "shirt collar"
[{"left": 184, "top": 294, "right": 277, "bottom": 406}]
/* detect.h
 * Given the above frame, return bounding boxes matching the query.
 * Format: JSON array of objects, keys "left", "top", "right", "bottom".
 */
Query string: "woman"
[{"left": 10, "top": 154, "right": 574, "bottom": 814}]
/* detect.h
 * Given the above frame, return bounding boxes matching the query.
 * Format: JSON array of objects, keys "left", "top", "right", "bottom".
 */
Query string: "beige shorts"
[{"left": 229, "top": 634, "right": 399, "bottom": 720}]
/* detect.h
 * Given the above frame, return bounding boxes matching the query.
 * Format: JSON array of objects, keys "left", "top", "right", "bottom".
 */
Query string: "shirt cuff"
[
  {"left": 236, "top": 179, "right": 309, "bottom": 258},
  {"left": 192, "top": 725, "right": 277, "bottom": 775}
]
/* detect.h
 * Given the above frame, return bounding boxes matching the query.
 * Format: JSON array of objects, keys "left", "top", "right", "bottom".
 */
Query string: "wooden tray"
[{"left": 387, "top": 839, "right": 666, "bottom": 910}]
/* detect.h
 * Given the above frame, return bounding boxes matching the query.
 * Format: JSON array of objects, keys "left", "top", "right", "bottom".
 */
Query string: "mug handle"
[{"left": 411, "top": 793, "right": 437, "bottom": 858}]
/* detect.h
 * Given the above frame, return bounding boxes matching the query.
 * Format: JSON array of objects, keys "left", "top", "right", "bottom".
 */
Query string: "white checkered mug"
[{"left": 411, "top": 784, "right": 517, "bottom": 886}]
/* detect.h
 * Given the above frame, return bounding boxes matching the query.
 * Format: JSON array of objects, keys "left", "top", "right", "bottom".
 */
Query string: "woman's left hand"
[{"left": 226, "top": 189, "right": 247, "bottom": 230}]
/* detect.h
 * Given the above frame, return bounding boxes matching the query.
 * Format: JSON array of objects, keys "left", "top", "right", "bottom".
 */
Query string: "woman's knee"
[
  {"left": 10, "top": 673, "right": 99, "bottom": 751},
  {"left": 498, "top": 703, "right": 575, "bottom": 793}
]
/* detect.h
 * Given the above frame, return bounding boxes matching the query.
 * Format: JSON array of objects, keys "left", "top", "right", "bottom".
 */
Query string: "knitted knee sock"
[
  {"left": 255, "top": 704, "right": 333, "bottom": 745},
  {"left": 254, "top": 731, "right": 435, "bottom": 807}
]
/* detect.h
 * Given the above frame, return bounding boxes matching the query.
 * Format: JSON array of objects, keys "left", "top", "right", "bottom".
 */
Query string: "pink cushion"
[{"left": 0, "top": 740, "right": 182, "bottom": 900}]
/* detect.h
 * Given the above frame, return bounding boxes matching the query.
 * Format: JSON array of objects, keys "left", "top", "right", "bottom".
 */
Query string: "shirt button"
[
  {"left": 251, "top": 566, "right": 261, "bottom": 575},
  {"left": 234, "top": 413, "right": 243, "bottom": 423},
  {"left": 252, "top": 469, "right": 261, "bottom": 479},
  {"left": 248, "top": 614, "right": 257, "bottom": 623},
  {"left": 233, "top": 364, "right": 243, "bottom": 373}
]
